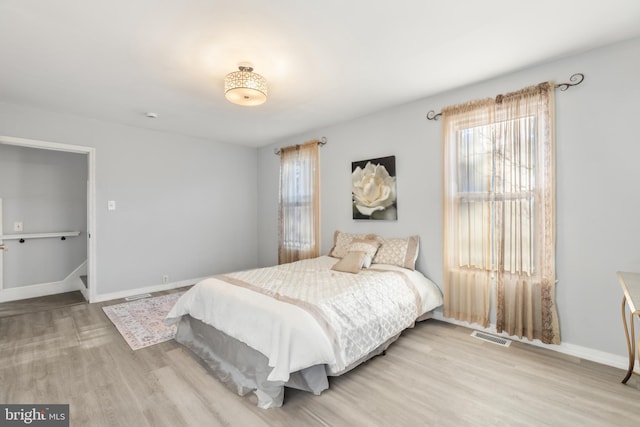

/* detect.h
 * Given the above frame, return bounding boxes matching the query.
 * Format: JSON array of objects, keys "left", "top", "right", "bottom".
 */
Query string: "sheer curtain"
[
  {"left": 442, "top": 98, "right": 494, "bottom": 327},
  {"left": 278, "top": 140, "right": 320, "bottom": 264},
  {"left": 442, "top": 82, "right": 560, "bottom": 344}
]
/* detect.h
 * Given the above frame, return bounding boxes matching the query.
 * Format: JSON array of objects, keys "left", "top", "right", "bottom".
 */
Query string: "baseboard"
[
  {"left": 93, "top": 276, "right": 209, "bottom": 303},
  {"left": 0, "top": 261, "right": 87, "bottom": 303},
  {"left": 0, "top": 280, "right": 80, "bottom": 303},
  {"left": 431, "top": 311, "right": 629, "bottom": 371}
]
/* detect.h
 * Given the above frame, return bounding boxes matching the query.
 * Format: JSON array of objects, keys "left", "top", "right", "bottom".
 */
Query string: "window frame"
[{"left": 450, "top": 115, "right": 538, "bottom": 274}]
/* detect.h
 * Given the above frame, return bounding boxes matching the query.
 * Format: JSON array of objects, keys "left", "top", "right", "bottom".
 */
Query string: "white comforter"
[{"left": 165, "top": 256, "right": 442, "bottom": 382}]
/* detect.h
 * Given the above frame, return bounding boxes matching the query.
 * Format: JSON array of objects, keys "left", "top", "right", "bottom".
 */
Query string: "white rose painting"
[{"left": 352, "top": 155, "right": 397, "bottom": 220}]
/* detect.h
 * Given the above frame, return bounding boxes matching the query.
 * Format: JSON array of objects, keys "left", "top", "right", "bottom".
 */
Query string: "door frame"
[{"left": 0, "top": 135, "right": 97, "bottom": 302}]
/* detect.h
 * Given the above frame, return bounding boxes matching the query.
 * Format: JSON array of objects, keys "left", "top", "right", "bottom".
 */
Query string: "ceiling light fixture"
[{"left": 224, "top": 63, "right": 268, "bottom": 106}]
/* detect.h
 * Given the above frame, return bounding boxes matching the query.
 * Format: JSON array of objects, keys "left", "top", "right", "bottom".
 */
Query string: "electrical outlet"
[
  {"left": 162, "top": 275, "right": 169, "bottom": 284},
  {"left": 14, "top": 222, "right": 23, "bottom": 232}
]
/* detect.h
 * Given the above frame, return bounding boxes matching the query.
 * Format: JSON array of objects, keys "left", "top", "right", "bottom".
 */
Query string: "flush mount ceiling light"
[{"left": 224, "top": 63, "right": 268, "bottom": 106}]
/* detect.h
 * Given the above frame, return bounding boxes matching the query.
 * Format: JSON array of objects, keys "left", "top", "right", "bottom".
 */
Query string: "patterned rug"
[{"left": 102, "top": 292, "right": 185, "bottom": 350}]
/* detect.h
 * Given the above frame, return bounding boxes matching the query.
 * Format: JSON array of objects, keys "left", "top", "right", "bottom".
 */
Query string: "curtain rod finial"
[
  {"left": 555, "top": 73, "right": 584, "bottom": 91},
  {"left": 426, "top": 110, "right": 442, "bottom": 121}
]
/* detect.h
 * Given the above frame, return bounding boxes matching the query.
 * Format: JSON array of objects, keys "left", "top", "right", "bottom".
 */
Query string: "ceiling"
[{"left": 1, "top": 1, "right": 640, "bottom": 148}]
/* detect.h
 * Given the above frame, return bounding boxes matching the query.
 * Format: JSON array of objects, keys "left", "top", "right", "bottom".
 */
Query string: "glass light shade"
[{"left": 224, "top": 67, "right": 268, "bottom": 106}]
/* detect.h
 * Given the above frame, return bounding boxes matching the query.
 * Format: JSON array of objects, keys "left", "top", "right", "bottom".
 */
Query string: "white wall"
[
  {"left": 258, "top": 37, "right": 640, "bottom": 359},
  {"left": 0, "top": 144, "right": 87, "bottom": 287},
  {"left": 0, "top": 103, "right": 258, "bottom": 299}
]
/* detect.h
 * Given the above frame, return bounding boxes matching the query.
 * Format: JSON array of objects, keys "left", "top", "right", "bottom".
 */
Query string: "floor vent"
[
  {"left": 124, "top": 293, "right": 152, "bottom": 301},
  {"left": 471, "top": 330, "right": 511, "bottom": 347}
]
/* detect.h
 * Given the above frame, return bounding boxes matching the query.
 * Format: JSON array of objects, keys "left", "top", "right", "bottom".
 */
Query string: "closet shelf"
[{"left": 1, "top": 231, "right": 81, "bottom": 241}]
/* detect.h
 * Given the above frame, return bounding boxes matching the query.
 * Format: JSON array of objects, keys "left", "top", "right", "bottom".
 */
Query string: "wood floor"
[
  {"left": 1, "top": 294, "right": 639, "bottom": 426},
  {"left": 0, "top": 291, "right": 86, "bottom": 318}
]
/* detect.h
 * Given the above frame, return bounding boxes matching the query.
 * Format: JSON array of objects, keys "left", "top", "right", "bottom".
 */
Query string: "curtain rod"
[
  {"left": 425, "top": 73, "right": 585, "bottom": 121},
  {"left": 273, "top": 136, "right": 327, "bottom": 155}
]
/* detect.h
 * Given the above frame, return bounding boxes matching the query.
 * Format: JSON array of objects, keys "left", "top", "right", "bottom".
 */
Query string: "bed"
[{"left": 165, "top": 232, "right": 443, "bottom": 408}]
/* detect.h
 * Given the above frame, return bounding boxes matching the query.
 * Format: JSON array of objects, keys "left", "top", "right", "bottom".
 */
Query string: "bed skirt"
[
  {"left": 174, "top": 315, "right": 329, "bottom": 408},
  {"left": 175, "top": 313, "right": 432, "bottom": 408}
]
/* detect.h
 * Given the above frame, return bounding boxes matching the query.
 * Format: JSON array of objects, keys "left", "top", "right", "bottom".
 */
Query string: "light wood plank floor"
[{"left": 1, "top": 294, "right": 639, "bottom": 426}]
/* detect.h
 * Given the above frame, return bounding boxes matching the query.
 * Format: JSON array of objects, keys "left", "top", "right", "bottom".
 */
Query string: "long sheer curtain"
[
  {"left": 278, "top": 140, "right": 320, "bottom": 264},
  {"left": 442, "top": 82, "right": 560, "bottom": 344}
]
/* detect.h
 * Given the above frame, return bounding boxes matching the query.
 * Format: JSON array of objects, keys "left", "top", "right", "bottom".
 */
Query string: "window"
[
  {"left": 442, "top": 83, "right": 560, "bottom": 344},
  {"left": 455, "top": 117, "right": 536, "bottom": 274},
  {"left": 278, "top": 141, "right": 320, "bottom": 264}
]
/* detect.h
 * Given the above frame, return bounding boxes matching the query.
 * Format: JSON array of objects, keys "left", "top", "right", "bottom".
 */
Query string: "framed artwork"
[{"left": 352, "top": 155, "right": 397, "bottom": 220}]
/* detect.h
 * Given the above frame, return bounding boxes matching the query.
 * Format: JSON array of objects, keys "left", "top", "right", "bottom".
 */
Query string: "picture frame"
[{"left": 352, "top": 155, "right": 397, "bottom": 220}]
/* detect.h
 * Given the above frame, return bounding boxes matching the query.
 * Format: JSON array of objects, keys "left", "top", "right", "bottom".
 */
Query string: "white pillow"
[
  {"left": 328, "top": 230, "right": 377, "bottom": 258},
  {"left": 347, "top": 239, "right": 381, "bottom": 268}
]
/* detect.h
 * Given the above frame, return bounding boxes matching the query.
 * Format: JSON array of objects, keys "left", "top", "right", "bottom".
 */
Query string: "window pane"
[
  {"left": 281, "top": 155, "right": 314, "bottom": 250},
  {"left": 457, "top": 126, "right": 494, "bottom": 193},
  {"left": 458, "top": 198, "right": 491, "bottom": 269},
  {"left": 454, "top": 116, "right": 537, "bottom": 274},
  {"left": 494, "top": 116, "right": 536, "bottom": 194}
]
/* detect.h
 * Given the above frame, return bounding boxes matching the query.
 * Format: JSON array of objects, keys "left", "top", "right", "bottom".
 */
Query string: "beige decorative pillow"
[
  {"left": 372, "top": 235, "right": 419, "bottom": 270},
  {"left": 331, "top": 251, "right": 367, "bottom": 274},
  {"left": 329, "top": 230, "right": 378, "bottom": 258},
  {"left": 348, "top": 239, "right": 381, "bottom": 268}
]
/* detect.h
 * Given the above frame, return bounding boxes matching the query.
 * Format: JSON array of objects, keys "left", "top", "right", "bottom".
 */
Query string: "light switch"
[
  {"left": 107, "top": 200, "right": 116, "bottom": 211},
  {"left": 14, "top": 221, "right": 23, "bottom": 232}
]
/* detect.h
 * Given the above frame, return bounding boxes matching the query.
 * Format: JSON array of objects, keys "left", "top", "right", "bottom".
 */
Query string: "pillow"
[
  {"left": 347, "top": 239, "right": 381, "bottom": 268},
  {"left": 331, "top": 251, "right": 367, "bottom": 274},
  {"left": 372, "top": 235, "right": 419, "bottom": 270},
  {"left": 329, "top": 230, "right": 378, "bottom": 258}
]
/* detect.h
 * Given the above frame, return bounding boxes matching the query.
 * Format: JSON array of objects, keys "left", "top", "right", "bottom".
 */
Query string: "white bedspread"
[{"left": 165, "top": 256, "right": 442, "bottom": 382}]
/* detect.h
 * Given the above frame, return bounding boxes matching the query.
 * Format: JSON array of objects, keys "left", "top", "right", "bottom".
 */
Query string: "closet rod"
[
  {"left": 425, "top": 73, "right": 585, "bottom": 121},
  {"left": 273, "top": 137, "right": 327, "bottom": 155}
]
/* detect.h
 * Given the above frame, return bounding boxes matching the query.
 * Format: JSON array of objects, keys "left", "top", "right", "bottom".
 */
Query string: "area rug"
[{"left": 102, "top": 292, "right": 185, "bottom": 350}]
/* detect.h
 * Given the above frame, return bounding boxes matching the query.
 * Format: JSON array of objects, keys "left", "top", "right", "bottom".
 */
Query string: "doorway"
[{"left": 0, "top": 135, "right": 96, "bottom": 302}]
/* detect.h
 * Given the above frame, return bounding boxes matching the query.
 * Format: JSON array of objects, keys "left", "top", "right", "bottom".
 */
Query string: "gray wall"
[
  {"left": 1, "top": 35, "right": 637, "bottom": 359},
  {"left": 0, "top": 144, "right": 87, "bottom": 287},
  {"left": 0, "top": 103, "right": 258, "bottom": 297},
  {"left": 258, "top": 36, "right": 640, "bottom": 358}
]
